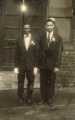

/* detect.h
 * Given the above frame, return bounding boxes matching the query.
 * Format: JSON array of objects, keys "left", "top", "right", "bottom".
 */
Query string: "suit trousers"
[
  {"left": 40, "top": 69, "right": 56, "bottom": 102},
  {"left": 17, "top": 67, "right": 34, "bottom": 100}
]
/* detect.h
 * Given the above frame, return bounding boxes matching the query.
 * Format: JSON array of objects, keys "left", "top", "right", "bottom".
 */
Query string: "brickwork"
[{"left": 57, "top": 44, "right": 75, "bottom": 87}]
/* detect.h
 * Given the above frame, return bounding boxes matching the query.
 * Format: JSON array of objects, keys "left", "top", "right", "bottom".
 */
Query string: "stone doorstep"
[{"left": 0, "top": 71, "right": 75, "bottom": 91}]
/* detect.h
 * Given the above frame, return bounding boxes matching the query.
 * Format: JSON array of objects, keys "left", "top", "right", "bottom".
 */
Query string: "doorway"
[{"left": 0, "top": 0, "right": 47, "bottom": 70}]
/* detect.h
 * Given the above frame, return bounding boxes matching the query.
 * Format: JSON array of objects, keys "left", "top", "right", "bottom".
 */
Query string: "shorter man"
[
  {"left": 38, "top": 18, "right": 63, "bottom": 106},
  {"left": 14, "top": 24, "right": 38, "bottom": 104}
]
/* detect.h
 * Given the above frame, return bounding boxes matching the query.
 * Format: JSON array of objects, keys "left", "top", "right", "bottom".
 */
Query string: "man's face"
[
  {"left": 24, "top": 24, "right": 31, "bottom": 34},
  {"left": 24, "top": 28, "right": 31, "bottom": 34},
  {"left": 45, "top": 21, "right": 55, "bottom": 32}
]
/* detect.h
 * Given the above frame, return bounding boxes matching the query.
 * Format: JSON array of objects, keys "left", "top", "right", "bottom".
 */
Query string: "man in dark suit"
[
  {"left": 14, "top": 24, "right": 38, "bottom": 104},
  {"left": 38, "top": 18, "right": 63, "bottom": 105}
]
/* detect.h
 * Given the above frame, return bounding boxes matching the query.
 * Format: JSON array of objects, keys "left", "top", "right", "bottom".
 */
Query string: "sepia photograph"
[{"left": 0, "top": 0, "right": 74, "bottom": 120}]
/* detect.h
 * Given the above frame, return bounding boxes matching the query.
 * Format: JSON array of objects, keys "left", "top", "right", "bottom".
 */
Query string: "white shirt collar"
[{"left": 24, "top": 33, "right": 31, "bottom": 38}]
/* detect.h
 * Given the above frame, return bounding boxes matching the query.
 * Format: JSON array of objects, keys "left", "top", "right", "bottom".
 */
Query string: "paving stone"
[{"left": 0, "top": 89, "right": 75, "bottom": 120}]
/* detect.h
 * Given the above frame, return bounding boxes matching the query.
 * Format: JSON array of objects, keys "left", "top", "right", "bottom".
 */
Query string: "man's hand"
[
  {"left": 14, "top": 68, "right": 19, "bottom": 74},
  {"left": 33, "top": 67, "right": 38, "bottom": 75},
  {"left": 54, "top": 67, "right": 59, "bottom": 72}
]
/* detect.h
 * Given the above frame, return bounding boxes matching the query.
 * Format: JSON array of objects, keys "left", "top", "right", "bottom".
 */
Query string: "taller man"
[
  {"left": 15, "top": 24, "right": 38, "bottom": 104},
  {"left": 39, "top": 18, "right": 63, "bottom": 105}
]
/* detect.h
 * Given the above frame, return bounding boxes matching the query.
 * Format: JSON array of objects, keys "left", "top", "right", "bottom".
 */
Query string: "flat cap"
[{"left": 46, "top": 17, "right": 56, "bottom": 23}]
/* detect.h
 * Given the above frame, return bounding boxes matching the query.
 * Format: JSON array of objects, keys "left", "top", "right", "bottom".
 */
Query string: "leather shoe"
[
  {"left": 49, "top": 104, "right": 57, "bottom": 110},
  {"left": 26, "top": 99, "right": 33, "bottom": 105},
  {"left": 18, "top": 96, "right": 24, "bottom": 104}
]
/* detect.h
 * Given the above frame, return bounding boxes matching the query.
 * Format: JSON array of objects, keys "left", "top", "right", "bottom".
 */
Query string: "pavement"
[{"left": 0, "top": 88, "right": 75, "bottom": 120}]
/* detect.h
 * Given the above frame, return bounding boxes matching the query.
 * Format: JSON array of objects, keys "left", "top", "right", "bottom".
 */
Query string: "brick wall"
[{"left": 57, "top": 44, "right": 75, "bottom": 87}]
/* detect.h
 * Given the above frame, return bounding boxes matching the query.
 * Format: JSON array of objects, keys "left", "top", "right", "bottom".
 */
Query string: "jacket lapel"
[{"left": 42, "top": 32, "right": 49, "bottom": 49}]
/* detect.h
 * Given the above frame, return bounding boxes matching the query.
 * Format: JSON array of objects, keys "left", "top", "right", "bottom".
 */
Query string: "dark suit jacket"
[
  {"left": 15, "top": 31, "right": 39, "bottom": 70},
  {"left": 38, "top": 31, "right": 63, "bottom": 70}
]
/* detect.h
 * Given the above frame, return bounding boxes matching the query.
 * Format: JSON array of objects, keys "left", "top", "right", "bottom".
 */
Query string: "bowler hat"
[{"left": 24, "top": 24, "right": 31, "bottom": 29}]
